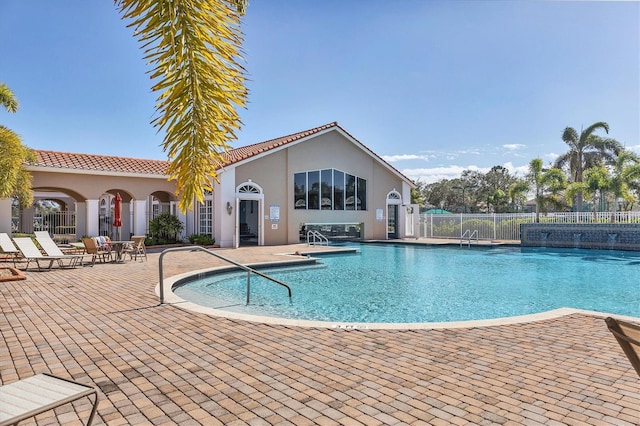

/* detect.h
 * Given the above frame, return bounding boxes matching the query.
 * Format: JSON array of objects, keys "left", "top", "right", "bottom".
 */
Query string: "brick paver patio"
[{"left": 1, "top": 244, "right": 639, "bottom": 425}]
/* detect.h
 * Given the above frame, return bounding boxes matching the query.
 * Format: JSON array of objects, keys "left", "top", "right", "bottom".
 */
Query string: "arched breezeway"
[{"left": 3, "top": 168, "right": 180, "bottom": 241}]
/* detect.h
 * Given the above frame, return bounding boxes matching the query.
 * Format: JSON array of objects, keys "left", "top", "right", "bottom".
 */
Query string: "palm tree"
[
  {"left": 0, "top": 83, "right": 36, "bottom": 208},
  {"left": 527, "top": 158, "right": 566, "bottom": 222},
  {"left": 508, "top": 179, "right": 529, "bottom": 213},
  {"left": 115, "top": 0, "right": 249, "bottom": 212},
  {"left": 572, "top": 165, "right": 611, "bottom": 221},
  {"left": 611, "top": 151, "right": 640, "bottom": 213},
  {"left": 554, "top": 121, "right": 624, "bottom": 213}
]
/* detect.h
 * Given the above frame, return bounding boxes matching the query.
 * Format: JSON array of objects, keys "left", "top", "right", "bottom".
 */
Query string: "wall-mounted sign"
[
  {"left": 269, "top": 205, "right": 280, "bottom": 222},
  {"left": 376, "top": 208, "right": 384, "bottom": 221}
]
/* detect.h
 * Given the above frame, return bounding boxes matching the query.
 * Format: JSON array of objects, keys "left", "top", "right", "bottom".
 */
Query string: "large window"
[
  {"left": 294, "top": 173, "right": 307, "bottom": 209},
  {"left": 308, "top": 171, "right": 319, "bottom": 210},
  {"left": 345, "top": 174, "right": 356, "bottom": 210},
  {"left": 198, "top": 190, "right": 213, "bottom": 235},
  {"left": 294, "top": 169, "right": 366, "bottom": 211},
  {"left": 333, "top": 170, "right": 344, "bottom": 210},
  {"left": 357, "top": 177, "right": 367, "bottom": 211},
  {"left": 321, "top": 169, "right": 332, "bottom": 210}
]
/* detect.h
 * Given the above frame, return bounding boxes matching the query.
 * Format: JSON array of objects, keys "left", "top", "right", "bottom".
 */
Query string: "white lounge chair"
[
  {"left": 12, "top": 237, "right": 64, "bottom": 271},
  {"left": 0, "top": 233, "right": 21, "bottom": 266},
  {"left": 35, "top": 233, "right": 85, "bottom": 268},
  {"left": 0, "top": 373, "right": 98, "bottom": 426}
]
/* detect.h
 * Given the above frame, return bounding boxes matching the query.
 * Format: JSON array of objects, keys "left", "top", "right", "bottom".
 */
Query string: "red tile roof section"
[
  {"left": 34, "top": 150, "right": 170, "bottom": 175},
  {"left": 31, "top": 122, "right": 413, "bottom": 184},
  {"left": 220, "top": 122, "right": 339, "bottom": 165}
]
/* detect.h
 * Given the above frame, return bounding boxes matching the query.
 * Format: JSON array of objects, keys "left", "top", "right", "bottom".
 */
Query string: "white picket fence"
[{"left": 420, "top": 211, "right": 640, "bottom": 241}]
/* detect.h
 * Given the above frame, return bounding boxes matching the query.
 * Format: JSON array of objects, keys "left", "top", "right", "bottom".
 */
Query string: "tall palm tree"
[
  {"left": 554, "top": 121, "right": 624, "bottom": 213},
  {"left": 0, "top": 83, "right": 36, "bottom": 208},
  {"left": 527, "top": 158, "right": 566, "bottom": 222},
  {"left": 116, "top": 0, "right": 249, "bottom": 212}
]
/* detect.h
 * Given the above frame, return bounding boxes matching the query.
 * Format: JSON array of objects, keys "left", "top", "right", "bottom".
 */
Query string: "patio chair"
[
  {"left": 605, "top": 317, "right": 640, "bottom": 378},
  {"left": 0, "top": 232, "right": 21, "bottom": 266},
  {"left": 82, "top": 237, "right": 112, "bottom": 265},
  {"left": 12, "top": 237, "right": 65, "bottom": 271},
  {"left": 0, "top": 373, "right": 98, "bottom": 426},
  {"left": 125, "top": 235, "right": 147, "bottom": 262},
  {"left": 35, "top": 233, "right": 85, "bottom": 268}
]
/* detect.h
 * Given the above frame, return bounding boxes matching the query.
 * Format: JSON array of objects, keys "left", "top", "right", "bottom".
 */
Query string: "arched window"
[
  {"left": 237, "top": 182, "right": 262, "bottom": 194},
  {"left": 386, "top": 190, "right": 402, "bottom": 203}
]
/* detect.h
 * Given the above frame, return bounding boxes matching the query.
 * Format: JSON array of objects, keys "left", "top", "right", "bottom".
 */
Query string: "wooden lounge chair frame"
[
  {"left": 125, "top": 235, "right": 147, "bottom": 262},
  {"left": 0, "top": 373, "right": 98, "bottom": 426},
  {"left": 605, "top": 317, "right": 640, "bottom": 378},
  {"left": 82, "top": 237, "right": 112, "bottom": 265}
]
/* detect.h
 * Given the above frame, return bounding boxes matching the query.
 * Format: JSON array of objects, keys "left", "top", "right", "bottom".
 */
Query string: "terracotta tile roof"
[
  {"left": 221, "top": 122, "right": 339, "bottom": 165},
  {"left": 222, "top": 122, "right": 414, "bottom": 185},
  {"left": 33, "top": 150, "right": 170, "bottom": 175},
  {"left": 30, "top": 122, "right": 413, "bottom": 185}
]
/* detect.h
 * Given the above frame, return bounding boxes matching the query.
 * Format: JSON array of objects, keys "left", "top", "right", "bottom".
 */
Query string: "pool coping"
[{"left": 157, "top": 249, "right": 640, "bottom": 330}]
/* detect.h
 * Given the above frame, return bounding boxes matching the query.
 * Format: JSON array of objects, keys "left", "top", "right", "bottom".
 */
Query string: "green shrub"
[
  {"left": 147, "top": 213, "right": 184, "bottom": 245},
  {"left": 188, "top": 234, "right": 215, "bottom": 246}
]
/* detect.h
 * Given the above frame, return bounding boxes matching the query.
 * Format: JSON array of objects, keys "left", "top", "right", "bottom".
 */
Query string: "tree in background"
[
  {"left": 554, "top": 122, "right": 624, "bottom": 212},
  {"left": 565, "top": 165, "right": 610, "bottom": 221},
  {"left": 526, "top": 158, "right": 566, "bottom": 222},
  {"left": 410, "top": 180, "right": 427, "bottom": 210},
  {"left": 477, "top": 166, "right": 517, "bottom": 213},
  {"left": 508, "top": 179, "right": 529, "bottom": 213},
  {"left": 116, "top": 0, "right": 248, "bottom": 212},
  {"left": 0, "top": 82, "right": 36, "bottom": 209},
  {"left": 611, "top": 151, "right": 640, "bottom": 212}
]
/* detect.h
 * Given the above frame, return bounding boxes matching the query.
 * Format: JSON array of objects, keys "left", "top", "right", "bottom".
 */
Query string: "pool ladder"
[
  {"left": 307, "top": 230, "right": 329, "bottom": 246},
  {"left": 460, "top": 229, "right": 478, "bottom": 247}
]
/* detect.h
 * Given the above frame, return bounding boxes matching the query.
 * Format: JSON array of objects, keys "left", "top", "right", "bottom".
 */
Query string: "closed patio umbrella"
[{"left": 113, "top": 193, "right": 122, "bottom": 240}]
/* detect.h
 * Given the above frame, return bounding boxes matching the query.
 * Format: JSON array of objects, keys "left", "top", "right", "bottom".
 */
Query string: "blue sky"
[{"left": 1, "top": 1, "right": 638, "bottom": 184}]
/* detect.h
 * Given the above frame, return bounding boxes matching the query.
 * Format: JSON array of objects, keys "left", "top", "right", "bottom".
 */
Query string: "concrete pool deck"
[{"left": 1, "top": 240, "right": 639, "bottom": 425}]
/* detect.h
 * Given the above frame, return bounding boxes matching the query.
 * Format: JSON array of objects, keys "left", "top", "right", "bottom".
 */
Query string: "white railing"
[
  {"left": 12, "top": 211, "right": 77, "bottom": 242},
  {"left": 420, "top": 211, "right": 640, "bottom": 241},
  {"left": 306, "top": 230, "right": 329, "bottom": 246}
]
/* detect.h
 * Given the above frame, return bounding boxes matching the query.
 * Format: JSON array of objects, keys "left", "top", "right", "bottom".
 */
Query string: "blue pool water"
[{"left": 173, "top": 244, "right": 640, "bottom": 323}]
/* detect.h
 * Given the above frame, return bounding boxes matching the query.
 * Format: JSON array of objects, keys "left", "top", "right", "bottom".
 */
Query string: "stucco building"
[{"left": 0, "top": 122, "right": 417, "bottom": 247}]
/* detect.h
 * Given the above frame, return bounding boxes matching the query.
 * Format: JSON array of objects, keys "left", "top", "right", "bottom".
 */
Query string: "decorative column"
[
  {"left": 132, "top": 199, "right": 148, "bottom": 236},
  {"left": 0, "top": 198, "right": 12, "bottom": 234},
  {"left": 85, "top": 199, "right": 100, "bottom": 236}
]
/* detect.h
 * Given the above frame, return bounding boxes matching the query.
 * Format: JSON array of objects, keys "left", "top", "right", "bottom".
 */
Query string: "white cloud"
[
  {"left": 501, "top": 162, "right": 529, "bottom": 178},
  {"left": 402, "top": 161, "right": 530, "bottom": 183},
  {"left": 503, "top": 144, "right": 525, "bottom": 151},
  {"left": 401, "top": 165, "right": 489, "bottom": 184},
  {"left": 628, "top": 144, "right": 640, "bottom": 154},
  {"left": 381, "top": 154, "right": 434, "bottom": 162},
  {"left": 545, "top": 152, "right": 560, "bottom": 160}
]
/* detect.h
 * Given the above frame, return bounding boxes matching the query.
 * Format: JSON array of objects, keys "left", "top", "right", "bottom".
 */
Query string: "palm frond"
[
  {"left": 116, "top": 0, "right": 248, "bottom": 212},
  {"left": 0, "top": 82, "right": 19, "bottom": 113},
  {"left": 579, "top": 121, "right": 609, "bottom": 143},
  {"left": 561, "top": 127, "right": 578, "bottom": 145}
]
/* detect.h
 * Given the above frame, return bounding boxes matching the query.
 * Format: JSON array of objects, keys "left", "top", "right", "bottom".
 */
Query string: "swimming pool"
[{"left": 173, "top": 243, "right": 640, "bottom": 324}]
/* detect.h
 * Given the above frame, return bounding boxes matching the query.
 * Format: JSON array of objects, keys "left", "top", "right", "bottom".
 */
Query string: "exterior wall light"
[{"left": 226, "top": 201, "right": 233, "bottom": 215}]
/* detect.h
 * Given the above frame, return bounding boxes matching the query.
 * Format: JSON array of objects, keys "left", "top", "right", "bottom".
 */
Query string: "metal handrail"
[
  {"left": 158, "top": 246, "right": 292, "bottom": 305},
  {"left": 460, "top": 229, "right": 478, "bottom": 247},
  {"left": 306, "top": 230, "right": 329, "bottom": 246}
]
